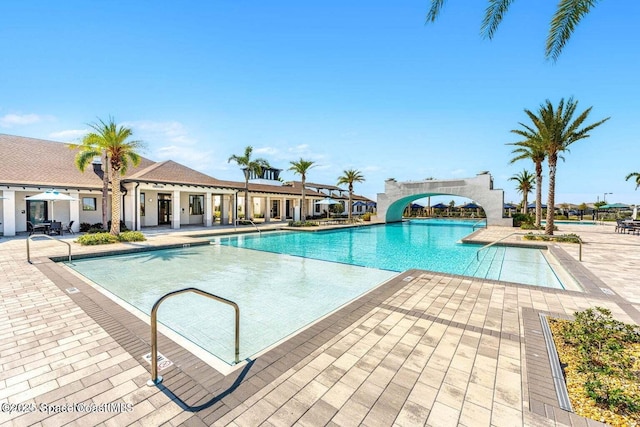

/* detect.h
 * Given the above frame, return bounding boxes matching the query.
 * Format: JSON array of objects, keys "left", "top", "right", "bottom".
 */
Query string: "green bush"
[
  {"left": 362, "top": 212, "right": 372, "bottom": 221},
  {"left": 118, "top": 231, "right": 146, "bottom": 242},
  {"left": 76, "top": 232, "right": 118, "bottom": 245},
  {"left": 522, "top": 232, "right": 580, "bottom": 243},
  {"left": 513, "top": 213, "right": 534, "bottom": 227},
  {"left": 287, "top": 221, "right": 318, "bottom": 227}
]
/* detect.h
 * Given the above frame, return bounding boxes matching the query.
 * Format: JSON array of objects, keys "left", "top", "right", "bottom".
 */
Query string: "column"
[
  {"left": 281, "top": 197, "right": 286, "bottom": 220},
  {"left": 69, "top": 190, "right": 81, "bottom": 233},
  {"left": 265, "top": 196, "right": 271, "bottom": 222},
  {"left": 221, "top": 194, "right": 229, "bottom": 225},
  {"left": 205, "top": 191, "right": 213, "bottom": 227},
  {"left": 172, "top": 190, "right": 180, "bottom": 229},
  {"left": 2, "top": 190, "right": 16, "bottom": 236}
]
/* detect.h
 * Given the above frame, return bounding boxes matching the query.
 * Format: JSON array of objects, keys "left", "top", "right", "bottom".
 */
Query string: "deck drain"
[
  {"left": 403, "top": 276, "right": 415, "bottom": 282},
  {"left": 142, "top": 352, "right": 173, "bottom": 371},
  {"left": 66, "top": 287, "right": 80, "bottom": 294},
  {"left": 600, "top": 288, "right": 615, "bottom": 295}
]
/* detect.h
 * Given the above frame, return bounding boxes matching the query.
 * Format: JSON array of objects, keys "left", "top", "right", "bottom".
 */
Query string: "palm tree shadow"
[
  {"left": 138, "top": 249, "right": 198, "bottom": 263},
  {"left": 156, "top": 359, "right": 255, "bottom": 412}
]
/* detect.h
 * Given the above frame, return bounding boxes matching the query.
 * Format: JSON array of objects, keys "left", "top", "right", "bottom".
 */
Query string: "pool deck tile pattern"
[{"left": 1, "top": 221, "right": 638, "bottom": 426}]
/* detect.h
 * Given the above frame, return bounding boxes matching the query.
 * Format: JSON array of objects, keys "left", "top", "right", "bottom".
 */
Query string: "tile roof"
[{"left": 0, "top": 134, "right": 154, "bottom": 189}]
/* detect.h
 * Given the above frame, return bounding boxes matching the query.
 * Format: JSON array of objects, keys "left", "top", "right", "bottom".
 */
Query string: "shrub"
[
  {"left": 522, "top": 232, "right": 580, "bottom": 243},
  {"left": 362, "top": 212, "right": 372, "bottom": 221},
  {"left": 79, "top": 222, "right": 92, "bottom": 232},
  {"left": 512, "top": 213, "right": 534, "bottom": 227},
  {"left": 550, "top": 308, "right": 640, "bottom": 421},
  {"left": 76, "top": 232, "right": 118, "bottom": 245},
  {"left": 118, "top": 231, "right": 146, "bottom": 242},
  {"left": 287, "top": 221, "right": 318, "bottom": 227}
]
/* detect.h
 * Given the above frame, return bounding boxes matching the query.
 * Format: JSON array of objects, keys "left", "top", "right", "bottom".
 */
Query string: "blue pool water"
[
  {"left": 68, "top": 219, "right": 565, "bottom": 364},
  {"left": 218, "top": 219, "right": 564, "bottom": 288}
]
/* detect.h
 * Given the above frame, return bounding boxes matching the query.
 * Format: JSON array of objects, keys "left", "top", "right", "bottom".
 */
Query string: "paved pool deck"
[{"left": 0, "top": 221, "right": 638, "bottom": 426}]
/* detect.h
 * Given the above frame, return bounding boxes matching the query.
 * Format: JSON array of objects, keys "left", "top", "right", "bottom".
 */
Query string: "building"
[{"left": 0, "top": 134, "right": 374, "bottom": 236}]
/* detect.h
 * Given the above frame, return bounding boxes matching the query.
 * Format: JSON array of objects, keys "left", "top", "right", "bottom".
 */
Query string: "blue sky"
[{"left": 1, "top": 1, "right": 638, "bottom": 206}]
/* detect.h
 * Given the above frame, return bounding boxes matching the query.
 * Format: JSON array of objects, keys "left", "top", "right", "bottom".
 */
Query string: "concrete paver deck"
[{"left": 0, "top": 221, "right": 638, "bottom": 426}]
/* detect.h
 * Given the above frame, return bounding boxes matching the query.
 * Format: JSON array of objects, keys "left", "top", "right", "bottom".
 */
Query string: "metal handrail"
[
  {"left": 471, "top": 219, "right": 487, "bottom": 230},
  {"left": 27, "top": 234, "right": 72, "bottom": 263},
  {"left": 476, "top": 231, "right": 524, "bottom": 261},
  {"left": 147, "top": 287, "right": 240, "bottom": 386},
  {"left": 235, "top": 218, "right": 261, "bottom": 233}
]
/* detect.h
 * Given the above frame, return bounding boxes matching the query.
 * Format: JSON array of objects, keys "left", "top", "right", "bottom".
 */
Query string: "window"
[
  {"left": 189, "top": 195, "right": 204, "bottom": 215},
  {"left": 82, "top": 197, "right": 97, "bottom": 211},
  {"left": 140, "top": 193, "right": 145, "bottom": 216}
]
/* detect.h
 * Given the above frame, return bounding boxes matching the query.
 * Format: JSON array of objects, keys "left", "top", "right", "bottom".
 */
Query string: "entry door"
[
  {"left": 271, "top": 200, "right": 279, "bottom": 218},
  {"left": 27, "top": 200, "right": 48, "bottom": 224},
  {"left": 285, "top": 200, "right": 291, "bottom": 219},
  {"left": 158, "top": 195, "right": 172, "bottom": 225}
]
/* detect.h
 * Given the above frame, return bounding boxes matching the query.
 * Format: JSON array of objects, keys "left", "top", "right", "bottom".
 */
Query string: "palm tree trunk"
[
  {"left": 523, "top": 194, "right": 528, "bottom": 215},
  {"left": 111, "top": 171, "right": 121, "bottom": 235},
  {"left": 244, "top": 177, "right": 249, "bottom": 221},
  {"left": 301, "top": 180, "right": 306, "bottom": 221},
  {"left": 102, "top": 151, "right": 109, "bottom": 229},
  {"left": 348, "top": 186, "right": 353, "bottom": 221},
  {"left": 535, "top": 161, "right": 543, "bottom": 227},
  {"left": 545, "top": 154, "right": 558, "bottom": 235}
]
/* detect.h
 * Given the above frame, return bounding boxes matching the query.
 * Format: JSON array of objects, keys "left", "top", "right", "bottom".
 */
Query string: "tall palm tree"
[
  {"left": 288, "top": 159, "right": 315, "bottom": 221},
  {"left": 626, "top": 172, "right": 640, "bottom": 189},
  {"left": 75, "top": 117, "right": 144, "bottom": 235},
  {"left": 515, "top": 98, "right": 609, "bottom": 234},
  {"left": 509, "top": 170, "right": 535, "bottom": 215},
  {"left": 426, "top": 0, "right": 601, "bottom": 61},
  {"left": 337, "top": 169, "right": 365, "bottom": 221},
  {"left": 508, "top": 137, "right": 546, "bottom": 227},
  {"left": 228, "top": 146, "right": 270, "bottom": 220}
]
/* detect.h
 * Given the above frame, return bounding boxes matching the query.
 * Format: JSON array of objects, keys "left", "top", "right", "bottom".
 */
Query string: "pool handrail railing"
[
  {"left": 472, "top": 218, "right": 487, "bottom": 230},
  {"left": 476, "top": 231, "right": 525, "bottom": 261},
  {"left": 234, "top": 218, "right": 261, "bottom": 233},
  {"left": 26, "top": 234, "right": 72, "bottom": 263},
  {"left": 147, "top": 287, "right": 240, "bottom": 386}
]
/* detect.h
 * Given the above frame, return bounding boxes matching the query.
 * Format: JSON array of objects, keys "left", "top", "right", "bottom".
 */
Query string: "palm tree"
[
  {"left": 288, "top": 159, "right": 315, "bottom": 221},
  {"left": 626, "top": 172, "right": 640, "bottom": 189},
  {"left": 75, "top": 117, "right": 144, "bottom": 235},
  {"left": 514, "top": 98, "right": 609, "bottom": 234},
  {"left": 337, "top": 169, "right": 365, "bottom": 221},
  {"left": 426, "top": 0, "right": 601, "bottom": 61},
  {"left": 228, "top": 146, "right": 270, "bottom": 221},
  {"left": 509, "top": 170, "right": 535, "bottom": 215},
  {"left": 508, "top": 137, "right": 546, "bottom": 227}
]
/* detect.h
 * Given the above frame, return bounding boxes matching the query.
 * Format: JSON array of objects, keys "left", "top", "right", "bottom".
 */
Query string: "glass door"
[
  {"left": 158, "top": 194, "right": 172, "bottom": 225},
  {"left": 27, "top": 200, "right": 48, "bottom": 224}
]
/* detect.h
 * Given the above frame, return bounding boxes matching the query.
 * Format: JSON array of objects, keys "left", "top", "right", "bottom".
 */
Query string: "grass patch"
[{"left": 549, "top": 307, "right": 640, "bottom": 425}]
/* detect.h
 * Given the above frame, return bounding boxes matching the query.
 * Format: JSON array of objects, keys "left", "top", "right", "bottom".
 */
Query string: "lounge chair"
[
  {"left": 63, "top": 220, "right": 75, "bottom": 234},
  {"left": 615, "top": 219, "right": 634, "bottom": 234}
]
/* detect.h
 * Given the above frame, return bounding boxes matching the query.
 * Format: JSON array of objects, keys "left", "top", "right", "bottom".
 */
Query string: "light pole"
[{"left": 603, "top": 192, "right": 612, "bottom": 204}]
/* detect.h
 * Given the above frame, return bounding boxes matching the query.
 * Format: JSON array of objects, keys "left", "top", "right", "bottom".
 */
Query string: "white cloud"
[
  {"left": 124, "top": 120, "right": 196, "bottom": 145},
  {"left": 48, "top": 129, "right": 88, "bottom": 141},
  {"left": 0, "top": 113, "right": 51, "bottom": 128},
  {"left": 254, "top": 146, "right": 279, "bottom": 156},
  {"left": 156, "top": 145, "right": 215, "bottom": 172}
]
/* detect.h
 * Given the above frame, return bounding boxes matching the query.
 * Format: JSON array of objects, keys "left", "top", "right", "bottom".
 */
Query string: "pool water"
[
  {"left": 69, "top": 245, "right": 397, "bottom": 364},
  {"left": 68, "top": 219, "right": 565, "bottom": 365},
  {"left": 218, "top": 220, "right": 564, "bottom": 288}
]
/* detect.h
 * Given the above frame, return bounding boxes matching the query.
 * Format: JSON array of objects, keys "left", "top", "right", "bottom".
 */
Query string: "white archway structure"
[{"left": 377, "top": 173, "right": 513, "bottom": 226}]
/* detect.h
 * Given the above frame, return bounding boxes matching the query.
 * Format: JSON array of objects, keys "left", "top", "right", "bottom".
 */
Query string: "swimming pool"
[
  {"left": 68, "top": 219, "right": 567, "bottom": 366},
  {"left": 68, "top": 245, "right": 397, "bottom": 365},
  {"left": 217, "top": 219, "right": 565, "bottom": 288}
]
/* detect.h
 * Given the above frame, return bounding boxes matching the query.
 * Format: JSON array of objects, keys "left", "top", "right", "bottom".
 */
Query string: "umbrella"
[
  {"left": 460, "top": 202, "right": 481, "bottom": 209},
  {"left": 314, "top": 197, "right": 342, "bottom": 218},
  {"left": 25, "top": 190, "right": 77, "bottom": 221},
  {"left": 314, "top": 197, "right": 341, "bottom": 205},
  {"left": 527, "top": 202, "right": 547, "bottom": 209},
  {"left": 600, "top": 203, "right": 630, "bottom": 209},
  {"left": 353, "top": 201, "right": 367, "bottom": 207},
  {"left": 431, "top": 202, "right": 448, "bottom": 209},
  {"left": 504, "top": 203, "right": 517, "bottom": 209}
]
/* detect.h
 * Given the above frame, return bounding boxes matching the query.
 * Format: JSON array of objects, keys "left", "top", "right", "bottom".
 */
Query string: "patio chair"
[
  {"left": 48, "top": 221, "right": 62, "bottom": 236},
  {"left": 615, "top": 219, "right": 633, "bottom": 234},
  {"left": 63, "top": 220, "right": 75, "bottom": 234},
  {"left": 27, "top": 221, "right": 47, "bottom": 235}
]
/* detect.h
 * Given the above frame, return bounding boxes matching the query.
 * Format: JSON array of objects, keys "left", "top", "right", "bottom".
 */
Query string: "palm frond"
[
  {"left": 546, "top": 0, "right": 599, "bottom": 61},
  {"left": 481, "top": 0, "right": 515, "bottom": 40},
  {"left": 426, "top": 0, "right": 447, "bottom": 23}
]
